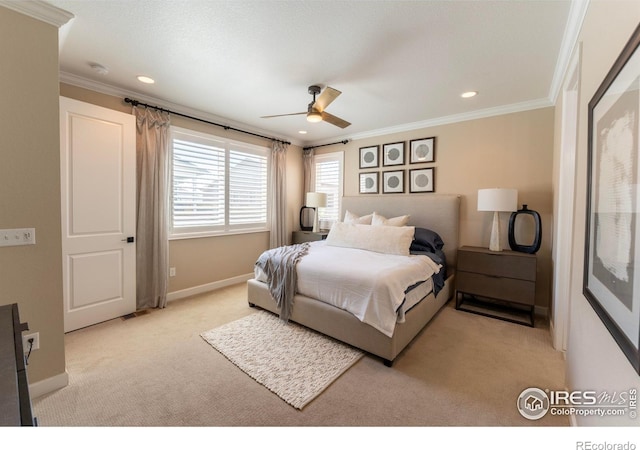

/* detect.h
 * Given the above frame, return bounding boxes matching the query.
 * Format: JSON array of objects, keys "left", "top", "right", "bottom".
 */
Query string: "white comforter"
[{"left": 255, "top": 241, "right": 441, "bottom": 337}]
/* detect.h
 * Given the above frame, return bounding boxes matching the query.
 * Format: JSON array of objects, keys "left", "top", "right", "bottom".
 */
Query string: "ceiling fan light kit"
[
  {"left": 261, "top": 85, "right": 351, "bottom": 129},
  {"left": 306, "top": 111, "right": 322, "bottom": 123}
]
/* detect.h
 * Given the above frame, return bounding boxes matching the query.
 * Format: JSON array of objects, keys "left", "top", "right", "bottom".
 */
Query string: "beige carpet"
[
  {"left": 32, "top": 282, "right": 569, "bottom": 427},
  {"left": 201, "top": 310, "right": 363, "bottom": 409}
]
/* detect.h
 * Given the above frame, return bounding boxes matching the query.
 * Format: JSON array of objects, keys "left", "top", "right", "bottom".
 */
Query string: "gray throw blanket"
[{"left": 255, "top": 243, "right": 310, "bottom": 322}]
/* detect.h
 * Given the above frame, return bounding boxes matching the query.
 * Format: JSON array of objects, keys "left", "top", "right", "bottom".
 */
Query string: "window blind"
[
  {"left": 314, "top": 152, "right": 343, "bottom": 229},
  {"left": 172, "top": 138, "right": 225, "bottom": 229},
  {"left": 170, "top": 127, "right": 269, "bottom": 237},
  {"left": 229, "top": 148, "right": 268, "bottom": 225}
]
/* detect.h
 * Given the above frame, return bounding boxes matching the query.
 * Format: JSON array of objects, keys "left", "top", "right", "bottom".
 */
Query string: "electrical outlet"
[
  {"left": 23, "top": 332, "right": 39, "bottom": 353},
  {"left": 169, "top": 267, "right": 176, "bottom": 277}
]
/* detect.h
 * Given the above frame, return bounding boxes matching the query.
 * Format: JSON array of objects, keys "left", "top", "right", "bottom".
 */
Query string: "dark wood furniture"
[
  {"left": 455, "top": 246, "right": 537, "bottom": 327},
  {"left": 0, "top": 304, "right": 36, "bottom": 426},
  {"left": 292, "top": 230, "right": 328, "bottom": 244}
]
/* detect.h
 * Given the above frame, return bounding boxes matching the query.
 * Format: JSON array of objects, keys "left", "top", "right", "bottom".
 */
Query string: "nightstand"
[
  {"left": 292, "top": 231, "right": 328, "bottom": 244},
  {"left": 455, "top": 246, "right": 536, "bottom": 327}
]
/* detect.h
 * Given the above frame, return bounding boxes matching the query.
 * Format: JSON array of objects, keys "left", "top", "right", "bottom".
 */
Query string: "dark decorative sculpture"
[
  {"left": 508, "top": 205, "right": 542, "bottom": 254},
  {"left": 299, "top": 206, "right": 315, "bottom": 231}
]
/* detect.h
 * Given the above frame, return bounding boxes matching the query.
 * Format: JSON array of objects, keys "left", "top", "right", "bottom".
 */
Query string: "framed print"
[
  {"left": 382, "top": 142, "right": 405, "bottom": 166},
  {"left": 409, "top": 168, "right": 434, "bottom": 193},
  {"left": 359, "top": 172, "right": 378, "bottom": 194},
  {"left": 584, "top": 23, "right": 640, "bottom": 374},
  {"left": 359, "top": 145, "right": 379, "bottom": 169},
  {"left": 410, "top": 137, "right": 436, "bottom": 163},
  {"left": 382, "top": 170, "right": 404, "bottom": 194}
]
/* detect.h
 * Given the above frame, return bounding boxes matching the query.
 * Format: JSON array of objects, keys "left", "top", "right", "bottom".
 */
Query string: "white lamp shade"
[
  {"left": 477, "top": 188, "right": 518, "bottom": 212},
  {"left": 306, "top": 192, "right": 327, "bottom": 208}
]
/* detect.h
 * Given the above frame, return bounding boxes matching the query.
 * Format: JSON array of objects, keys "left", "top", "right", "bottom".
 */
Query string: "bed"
[{"left": 247, "top": 194, "right": 461, "bottom": 366}]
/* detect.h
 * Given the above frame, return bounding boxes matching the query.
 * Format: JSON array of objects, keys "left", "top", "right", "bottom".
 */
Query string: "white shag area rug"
[{"left": 201, "top": 310, "right": 364, "bottom": 409}]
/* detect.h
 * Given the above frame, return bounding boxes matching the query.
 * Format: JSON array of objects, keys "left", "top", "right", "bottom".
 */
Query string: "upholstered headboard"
[{"left": 341, "top": 194, "right": 461, "bottom": 267}]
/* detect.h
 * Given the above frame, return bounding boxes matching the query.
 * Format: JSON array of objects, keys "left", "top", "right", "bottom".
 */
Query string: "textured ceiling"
[{"left": 45, "top": 0, "right": 575, "bottom": 146}]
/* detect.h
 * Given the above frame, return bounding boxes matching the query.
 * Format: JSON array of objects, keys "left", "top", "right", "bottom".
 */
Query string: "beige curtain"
[
  {"left": 269, "top": 141, "right": 289, "bottom": 248},
  {"left": 302, "top": 148, "right": 315, "bottom": 227},
  {"left": 133, "top": 106, "right": 171, "bottom": 309}
]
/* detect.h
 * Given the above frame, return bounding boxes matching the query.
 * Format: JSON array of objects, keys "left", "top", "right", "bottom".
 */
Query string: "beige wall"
[
  {"left": 317, "top": 107, "right": 555, "bottom": 310},
  {"left": 59, "top": 84, "right": 303, "bottom": 296},
  {"left": 557, "top": 0, "right": 640, "bottom": 426},
  {"left": 0, "top": 8, "right": 65, "bottom": 384}
]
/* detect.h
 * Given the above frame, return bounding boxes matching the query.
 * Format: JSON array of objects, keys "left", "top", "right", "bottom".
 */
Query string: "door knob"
[{"left": 121, "top": 236, "right": 135, "bottom": 243}]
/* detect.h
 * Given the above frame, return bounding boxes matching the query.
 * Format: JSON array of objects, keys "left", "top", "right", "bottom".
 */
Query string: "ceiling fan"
[{"left": 261, "top": 85, "right": 351, "bottom": 128}]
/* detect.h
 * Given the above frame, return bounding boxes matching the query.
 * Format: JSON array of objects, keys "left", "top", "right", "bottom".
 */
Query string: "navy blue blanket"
[{"left": 410, "top": 249, "right": 446, "bottom": 296}]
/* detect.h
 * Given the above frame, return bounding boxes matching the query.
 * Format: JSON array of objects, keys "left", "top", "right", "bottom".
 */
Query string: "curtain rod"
[
  {"left": 303, "top": 140, "right": 350, "bottom": 151},
  {"left": 124, "top": 97, "right": 291, "bottom": 146}
]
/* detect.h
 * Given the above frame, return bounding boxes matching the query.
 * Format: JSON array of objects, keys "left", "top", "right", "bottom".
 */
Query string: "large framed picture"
[
  {"left": 409, "top": 168, "right": 434, "bottom": 193},
  {"left": 359, "top": 145, "right": 379, "bottom": 168},
  {"left": 359, "top": 172, "right": 378, "bottom": 194},
  {"left": 584, "top": 23, "right": 640, "bottom": 374},
  {"left": 410, "top": 137, "right": 436, "bottom": 163},
  {"left": 382, "top": 170, "right": 404, "bottom": 194},
  {"left": 382, "top": 142, "right": 405, "bottom": 166}
]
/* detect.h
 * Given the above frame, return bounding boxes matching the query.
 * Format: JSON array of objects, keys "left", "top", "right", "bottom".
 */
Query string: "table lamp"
[
  {"left": 305, "top": 192, "right": 327, "bottom": 233},
  {"left": 477, "top": 188, "right": 518, "bottom": 251}
]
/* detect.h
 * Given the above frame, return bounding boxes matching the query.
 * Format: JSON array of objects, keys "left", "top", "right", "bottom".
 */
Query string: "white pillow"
[
  {"left": 343, "top": 210, "right": 373, "bottom": 224},
  {"left": 325, "top": 222, "right": 415, "bottom": 256},
  {"left": 371, "top": 212, "right": 410, "bottom": 227}
]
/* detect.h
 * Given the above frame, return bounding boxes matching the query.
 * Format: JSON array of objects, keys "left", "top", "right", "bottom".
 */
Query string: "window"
[
  {"left": 170, "top": 127, "right": 268, "bottom": 238},
  {"left": 314, "top": 151, "right": 343, "bottom": 230}
]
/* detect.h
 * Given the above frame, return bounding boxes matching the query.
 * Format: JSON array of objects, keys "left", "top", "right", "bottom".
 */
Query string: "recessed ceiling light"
[
  {"left": 137, "top": 75, "right": 155, "bottom": 84},
  {"left": 461, "top": 91, "right": 478, "bottom": 98},
  {"left": 298, "top": 130, "right": 307, "bottom": 134}
]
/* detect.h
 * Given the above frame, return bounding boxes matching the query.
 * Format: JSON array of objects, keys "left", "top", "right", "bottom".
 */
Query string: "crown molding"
[
  {"left": 548, "top": 0, "right": 590, "bottom": 104},
  {"left": 59, "top": 72, "right": 303, "bottom": 147},
  {"left": 61, "top": 71, "right": 554, "bottom": 150},
  {"left": 0, "top": 0, "right": 74, "bottom": 27},
  {"left": 304, "top": 98, "right": 554, "bottom": 148}
]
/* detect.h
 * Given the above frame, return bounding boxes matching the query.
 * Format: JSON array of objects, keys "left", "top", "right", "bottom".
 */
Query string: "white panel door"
[{"left": 60, "top": 96, "right": 136, "bottom": 332}]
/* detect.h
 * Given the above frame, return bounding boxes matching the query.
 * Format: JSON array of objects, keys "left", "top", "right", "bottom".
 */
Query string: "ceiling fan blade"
[
  {"left": 321, "top": 111, "right": 351, "bottom": 129},
  {"left": 312, "top": 86, "right": 341, "bottom": 112},
  {"left": 260, "top": 112, "right": 307, "bottom": 119}
]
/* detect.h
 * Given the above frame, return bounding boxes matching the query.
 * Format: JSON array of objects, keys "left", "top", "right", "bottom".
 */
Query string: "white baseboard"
[
  {"left": 30, "top": 371, "right": 69, "bottom": 399},
  {"left": 166, "top": 273, "right": 254, "bottom": 302}
]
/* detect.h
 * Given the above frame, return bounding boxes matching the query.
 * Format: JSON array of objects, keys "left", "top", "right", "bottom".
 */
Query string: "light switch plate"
[{"left": 0, "top": 228, "right": 36, "bottom": 247}]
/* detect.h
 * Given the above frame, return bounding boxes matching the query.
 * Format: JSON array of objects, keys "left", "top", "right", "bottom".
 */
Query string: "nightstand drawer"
[
  {"left": 457, "top": 249, "right": 536, "bottom": 281},
  {"left": 457, "top": 271, "right": 535, "bottom": 305},
  {"left": 292, "top": 231, "right": 328, "bottom": 244}
]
